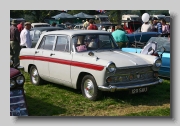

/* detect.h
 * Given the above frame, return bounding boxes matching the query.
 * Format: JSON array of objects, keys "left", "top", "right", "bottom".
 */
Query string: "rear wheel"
[
  {"left": 81, "top": 75, "right": 102, "bottom": 101},
  {"left": 30, "top": 66, "right": 43, "bottom": 85}
]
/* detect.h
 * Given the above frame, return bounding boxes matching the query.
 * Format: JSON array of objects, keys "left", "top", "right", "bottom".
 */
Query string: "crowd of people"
[
  {"left": 141, "top": 17, "right": 170, "bottom": 37},
  {"left": 10, "top": 16, "right": 170, "bottom": 66},
  {"left": 10, "top": 19, "right": 32, "bottom": 66}
]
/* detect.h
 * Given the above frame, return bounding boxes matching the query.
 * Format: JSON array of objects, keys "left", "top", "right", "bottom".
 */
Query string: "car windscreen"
[{"left": 72, "top": 34, "right": 118, "bottom": 52}]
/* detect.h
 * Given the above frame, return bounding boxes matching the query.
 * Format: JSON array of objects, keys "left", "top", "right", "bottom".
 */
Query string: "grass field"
[{"left": 23, "top": 72, "right": 170, "bottom": 116}]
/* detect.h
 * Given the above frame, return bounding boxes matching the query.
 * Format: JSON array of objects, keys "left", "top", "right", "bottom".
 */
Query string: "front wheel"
[
  {"left": 30, "top": 66, "right": 43, "bottom": 85},
  {"left": 81, "top": 75, "right": 102, "bottom": 101}
]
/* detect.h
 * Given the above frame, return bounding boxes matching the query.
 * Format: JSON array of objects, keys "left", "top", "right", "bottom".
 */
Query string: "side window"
[
  {"left": 38, "top": 35, "right": 55, "bottom": 50},
  {"left": 54, "top": 36, "right": 69, "bottom": 52},
  {"left": 33, "top": 30, "right": 41, "bottom": 41}
]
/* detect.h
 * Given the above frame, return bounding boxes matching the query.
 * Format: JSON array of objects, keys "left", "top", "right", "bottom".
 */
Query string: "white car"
[{"left": 19, "top": 30, "right": 163, "bottom": 101}]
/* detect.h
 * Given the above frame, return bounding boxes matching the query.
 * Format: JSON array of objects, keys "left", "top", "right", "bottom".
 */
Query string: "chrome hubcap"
[
  {"left": 31, "top": 68, "right": 39, "bottom": 84},
  {"left": 84, "top": 79, "right": 94, "bottom": 98}
]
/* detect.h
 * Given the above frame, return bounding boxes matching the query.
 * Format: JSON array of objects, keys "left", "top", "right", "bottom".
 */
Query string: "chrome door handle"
[
  {"left": 50, "top": 53, "right": 55, "bottom": 56},
  {"left": 35, "top": 51, "right": 39, "bottom": 54}
]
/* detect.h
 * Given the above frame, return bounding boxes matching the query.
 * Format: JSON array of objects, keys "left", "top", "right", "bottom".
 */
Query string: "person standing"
[
  {"left": 20, "top": 22, "right": 32, "bottom": 48},
  {"left": 87, "top": 19, "right": 98, "bottom": 30},
  {"left": 10, "top": 19, "right": 21, "bottom": 66},
  {"left": 112, "top": 25, "right": 129, "bottom": 48},
  {"left": 17, "top": 21, "right": 24, "bottom": 33},
  {"left": 83, "top": 19, "right": 89, "bottom": 30},
  {"left": 151, "top": 17, "right": 162, "bottom": 34},
  {"left": 161, "top": 18, "right": 170, "bottom": 37},
  {"left": 141, "top": 22, "right": 152, "bottom": 32}
]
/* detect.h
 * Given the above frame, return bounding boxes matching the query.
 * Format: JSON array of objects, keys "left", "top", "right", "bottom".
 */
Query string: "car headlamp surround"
[
  {"left": 152, "top": 57, "right": 162, "bottom": 71},
  {"left": 16, "top": 75, "right": 25, "bottom": 85},
  {"left": 154, "top": 57, "right": 162, "bottom": 67},
  {"left": 106, "top": 62, "right": 116, "bottom": 73}
]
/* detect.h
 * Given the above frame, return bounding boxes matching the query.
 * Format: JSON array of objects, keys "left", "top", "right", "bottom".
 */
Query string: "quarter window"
[{"left": 38, "top": 35, "right": 55, "bottom": 50}]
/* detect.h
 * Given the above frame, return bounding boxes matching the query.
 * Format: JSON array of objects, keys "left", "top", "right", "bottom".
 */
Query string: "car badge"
[
  {"left": 136, "top": 73, "right": 140, "bottom": 78},
  {"left": 129, "top": 74, "right": 133, "bottom": 80}
]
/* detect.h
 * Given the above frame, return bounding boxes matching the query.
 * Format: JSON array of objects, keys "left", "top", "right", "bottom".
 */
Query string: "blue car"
[
  {"left": 126, "top": 29, "right": 161, "bottom": 47},
  {"left": 122, "top": 37, "right": 170, "bottom": 78}
]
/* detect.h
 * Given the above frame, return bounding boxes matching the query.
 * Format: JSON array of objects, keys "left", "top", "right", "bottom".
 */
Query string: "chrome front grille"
[{"left": 106, "top": 66, "right": 155, "bottom": 84}]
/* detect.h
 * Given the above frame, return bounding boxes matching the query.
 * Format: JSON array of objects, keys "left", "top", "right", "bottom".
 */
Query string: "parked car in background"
[
  {"left": 10, "top": 61, "right": 28, "bottom": 116},
  {"left": 30, "top": 27, "right": 64, "bottom": 47},
  {"left": 126, "top": 30, "right": 161, "bottom": 47},
  {"left": 96, "top": 23, "right": 117, "bottom": 32},
  {"left": 20, "top": 30, "right": 163, "bottom": 101},
  {"left": 74, "top": 24, "right": 83, "bottom": 30},
  {"left": 31, "top": 23, "right": 50, "bottom": 28},
  {"left": 165, "top": 16, "right": 171, "bottom": 25},
  {"left": 122, "top": 37, "right": 170, "bottom": 78},
  {"left": 56, "top": 24, "right": 66, "bottom": 29},
  {"left": 123, "top": 21, "right": 142, "bottom": 34},
  {"left": 10, "top": 18, "right": 25, "bottom": 26}
]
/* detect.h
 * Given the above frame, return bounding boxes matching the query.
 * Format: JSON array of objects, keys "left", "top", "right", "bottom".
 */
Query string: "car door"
[
  {"left": 33, "top": 35, "right": 56, "bottom": 80},
  {"left": 48, "top": 35, "right": 72, "bottom": 87}
]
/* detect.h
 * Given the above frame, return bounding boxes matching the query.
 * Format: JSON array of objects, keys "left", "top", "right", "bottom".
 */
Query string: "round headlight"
[
  {"left": 10, "top": 80, "right": 16, "bottom": 88},
  {"left": 16, "top": 76, "right": 25, "bottom": 85},
  {"left": 155, "top": 59, "right": 162, "bottom": 67},
  {"left": 107, "top": 63, "right": 116, "bottom": 73}
]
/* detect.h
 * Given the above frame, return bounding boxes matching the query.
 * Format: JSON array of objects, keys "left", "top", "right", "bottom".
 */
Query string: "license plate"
[{"left": 129, "top": 87, "right": 148, "bottom": 94}]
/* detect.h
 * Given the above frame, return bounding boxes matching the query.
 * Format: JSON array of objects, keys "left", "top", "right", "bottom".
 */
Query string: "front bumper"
[{"left": 98, "top": 78, "right": 163, "bottom": 92}]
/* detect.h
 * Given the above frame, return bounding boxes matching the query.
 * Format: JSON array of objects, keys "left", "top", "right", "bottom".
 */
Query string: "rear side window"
[
  {"left": 54, "top": 36, "right": 69, "bottom": 52},
  {"left": 38, "top": 35, "right": 55, "bottom": 50}
]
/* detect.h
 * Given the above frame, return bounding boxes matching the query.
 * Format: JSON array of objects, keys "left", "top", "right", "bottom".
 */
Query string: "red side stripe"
[{"left": 20, "top": 56, "right": 104, "bottom": 71}]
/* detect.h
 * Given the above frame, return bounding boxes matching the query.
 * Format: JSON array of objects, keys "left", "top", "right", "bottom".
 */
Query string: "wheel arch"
[
  {"left": 28, "top": 64, "right": 35, "bottom": 73},
  {"left": 76, "top": 72, "right": 93, "bottom": 90}
]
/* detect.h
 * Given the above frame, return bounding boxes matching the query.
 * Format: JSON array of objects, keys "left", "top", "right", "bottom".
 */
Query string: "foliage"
[{"left": 10, "top": 10, "right": 24, "bottom": 18}]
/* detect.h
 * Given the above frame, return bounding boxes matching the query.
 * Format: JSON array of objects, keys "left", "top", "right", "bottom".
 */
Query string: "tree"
[
  {"left": 107, "top": 10, "right": 122, "bottom": 24},
  {"left": 140, "top": 10, "right": 146, "bottom": 16},
  {"left": 10, "top": 10, "right": 24, "bottom": 18}
]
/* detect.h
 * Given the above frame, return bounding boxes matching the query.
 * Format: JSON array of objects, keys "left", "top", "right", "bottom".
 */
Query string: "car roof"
[
  {"left": 31, "top": 23, "right": 50, "bottom": 25},
  {"left": 42, "top": 30, "right": 111, "bottom": 36},
  {"left": 31, "top": 27, "right": 64, "bottom": 31}
]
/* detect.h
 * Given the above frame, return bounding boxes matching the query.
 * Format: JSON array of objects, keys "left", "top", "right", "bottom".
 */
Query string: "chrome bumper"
[{"left": 98, "top": 79, "right": 163, "bottom": 92}]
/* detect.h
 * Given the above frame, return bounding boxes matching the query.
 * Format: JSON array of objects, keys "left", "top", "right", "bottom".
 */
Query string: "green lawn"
[{"left": 23, "top": 72, "right": 170, "bottom": 116}]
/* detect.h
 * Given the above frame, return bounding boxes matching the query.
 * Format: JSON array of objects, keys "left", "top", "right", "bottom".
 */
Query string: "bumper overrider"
[{"left": 98, "top": 78, "right": 163, "bottom": 92}]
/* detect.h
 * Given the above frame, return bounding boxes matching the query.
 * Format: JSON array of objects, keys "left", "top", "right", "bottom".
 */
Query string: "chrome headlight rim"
[
  {"left": 10, "top": 79, "right": 16, "bottom": 88},
  {"left": 16, "top": 75, "right": 25, "bottom": 85},
  {"left": 106, "top": 62, "right": 117, "bottom": 73},
  {"left": 153, "top": 57, "right": 162, "bottom": 68}
]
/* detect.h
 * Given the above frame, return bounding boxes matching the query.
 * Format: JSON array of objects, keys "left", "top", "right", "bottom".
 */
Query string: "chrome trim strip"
[{"left": 98, "top": 79, "right": 163, "bottom": 92}]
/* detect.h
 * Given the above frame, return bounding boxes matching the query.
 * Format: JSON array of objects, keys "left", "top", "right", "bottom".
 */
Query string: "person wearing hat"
[
  {"left": 112, "top": 25, "right": 129, "bottom": 48},
  {"left": 20, "top": 22, "right": 32, "bottom": 48},
  {"left": 151, "top": 17, "right": 162, "bottom": 34},
  {"left": 10, "top": 19, "right": 21, "bottom": 66}
]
